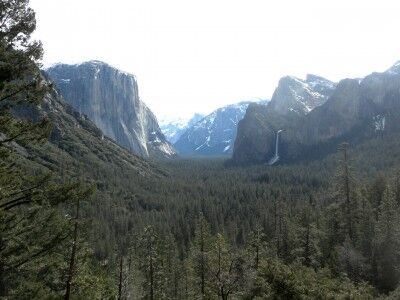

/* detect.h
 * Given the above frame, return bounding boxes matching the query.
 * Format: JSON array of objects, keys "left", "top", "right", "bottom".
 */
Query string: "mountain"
[
  {"left": 159, "top": 113, "right": 204, "bottom": 144},
  {"left": 45, "top": 61, "right": 176, "bottom": 158},
  {"left": 268, "top": 75, "right": 336, "bottom": 116},
  {"left": 15, "top": 76, "right": 162, "bottom": 180},
  {"left": 232, "top": 63, "right": 400, "bottom": 165},
  {"left": 233, "top": 75, "right": 336, "bottom": 164},
  {"left": 175, "top": 100, "right": 268, "bottom": 156}
]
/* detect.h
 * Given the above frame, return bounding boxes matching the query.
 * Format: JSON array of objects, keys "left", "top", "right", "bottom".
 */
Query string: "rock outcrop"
[
  {"left": 233, "top": 75, "right": 336, "bottom": 164},
  {"left": 46, "top": 61, "right": 176, "bottom": 158},
  {"left": 232, "top": 62, "right": 400, "bottom": 165},
  {"left": 14, "top": 74, "right": 161, "bottom": 178}
]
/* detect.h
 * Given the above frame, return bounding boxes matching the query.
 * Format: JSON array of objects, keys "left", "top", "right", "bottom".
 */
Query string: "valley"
[{"left": 2, "top": 0, "right": 400, "bottom": 299}]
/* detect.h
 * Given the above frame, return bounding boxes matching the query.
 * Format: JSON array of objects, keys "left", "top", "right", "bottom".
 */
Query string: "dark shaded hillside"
[{"left": 17, "top": 86, "right": 162, "bottom": 178}]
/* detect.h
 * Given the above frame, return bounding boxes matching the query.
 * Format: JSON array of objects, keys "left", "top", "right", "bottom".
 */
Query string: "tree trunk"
[
  {"left": 343, "top": 144, "right": 353, "bottom": 239},
  {"left": 150, "top": 248, "right": 154, "bottom": 300},
  {"left": 118, "top": 255, "right": 123, "bottom": 300},
  {"left": 200, "top": 223, "right": 205, "bottom": 299},
  {"left": 64, "top": 199, "right": 80, "bottom": 300}
]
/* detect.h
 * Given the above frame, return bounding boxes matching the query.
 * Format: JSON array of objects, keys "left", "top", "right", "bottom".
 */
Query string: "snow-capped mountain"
[
  {"left": 233, "top": 62, "right": 400, "bottom": 165},
  {"left": 233, "top": 74, "right": 336, "bottom": 163},
  {"left": 175, "top": 100, "right": 268, "bottom": 156},
  {"left": 268, "top": 74, "right": 336, "bottom": 116},
  {"left": 386, "top": 60, "right": 400, "bottom": 75},
  {"left": 46, "top": 61, "right": 176, "bottom": 158},
  {"left": 160, "top": 113, "right": 204, "bottom": 144}
]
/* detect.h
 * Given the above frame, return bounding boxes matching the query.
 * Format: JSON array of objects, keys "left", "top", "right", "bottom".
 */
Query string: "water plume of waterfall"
[{"left": 268, "top": 130, "right": 283, "bottom": 165}]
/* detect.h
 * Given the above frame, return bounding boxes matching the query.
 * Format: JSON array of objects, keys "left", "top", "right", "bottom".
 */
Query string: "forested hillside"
[{"left": 2, "top": 0, "right": 400, "bottom": 299}]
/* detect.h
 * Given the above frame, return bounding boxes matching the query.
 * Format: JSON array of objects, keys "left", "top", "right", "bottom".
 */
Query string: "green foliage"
[
  {"left": 2, "top": 2, "right": 400, "bottom": 298},
  {"left": 245, "top": 259, "right": 375, "bottom": 299},
  {"left": 0, "top": 1, "right": 107, "bottom": 298}
]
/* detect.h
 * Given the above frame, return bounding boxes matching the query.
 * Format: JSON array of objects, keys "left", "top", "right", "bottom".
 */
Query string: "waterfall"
[{"left": 268, "top": 130, "right": 283, "bottom": 165}]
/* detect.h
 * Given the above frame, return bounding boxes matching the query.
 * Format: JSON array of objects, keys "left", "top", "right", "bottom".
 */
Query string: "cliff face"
[
  {"left": 268, "top": 75, "right": 336, "bottom": 116},
  {"left": 232, "top": 103, "right": 274, "bottom": 163},
  {"left": 232, "top": 75, "right": 336, "bottom": 164},
  {"left": 13, "top": 75, "right": 161, "bottom": 178},
  {"left": 46, "top": 61, "right": 176, "bottom": 158},
  {"left": 232, "top": 63, "right": 400, "bottom": 165}
]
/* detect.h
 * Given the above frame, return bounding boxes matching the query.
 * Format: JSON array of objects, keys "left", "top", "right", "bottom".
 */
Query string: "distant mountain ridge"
[
  {"left": 268, "top": 74, "right": 336, "bottom": 116},
  {"left": 175, "top": 100, "right": 268, "bottom": 156},
  {"left": 232, "top": 62, "right": 400, "bottom": 165},
  {"left": 46, "top": 61, "right": 176, "bottom": 158},
  {"left": 160, "top": 113, "right": 204, "bottom": 144}
]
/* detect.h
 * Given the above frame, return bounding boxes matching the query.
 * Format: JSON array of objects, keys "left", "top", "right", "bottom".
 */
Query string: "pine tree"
[
  {"left": 292, "top": 204, "right": 321, "bottom": 269},
  {"left": 274, "top": 200, "right": 292, "bottom": 261},
  {"left": 394, "top": 170, "right": 400, "bottom": 206},
  {"left": 335, "top": 143, "right": 359, "bottom": 242},
  {"left": 246, "top": 225, "right": 267, "bottom": 270},
  {"left": 158, "top": 233, "right": 182, "bottom": 299},
  {"left": 368, "top": 174, "right": 387, "bottom": 219},
  {"left": 358, "top": 192, "right": 375, "bottom": 276},
  {"left": 0, "top": 0, "right": 51, "bottom": 147},
  {"left": 189, "top": 214, "right": 213, "bottom": 299},
  {"left": 138, "top": 226, "right": 164, "bottom": 300},
  {"left": 0, "top": 0, "right": 60, "bottom": 296},
  {"left": 374, "top": 187, "right": 400, "bottom": 292},
  {"left": 209, "top": 234, "right": 247, "bottom": 300}
]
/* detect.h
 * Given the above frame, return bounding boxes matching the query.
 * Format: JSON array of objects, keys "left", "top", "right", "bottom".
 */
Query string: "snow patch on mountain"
[
  {"left": 269, "top": 75, "right": 336, "bottom": 116},
  {"left": 174, "top": 100, "right": 269, "bottom": 156},
  {"left": 373, "top": 115, "right": 386, "bottom": 131},
  {"left": 386, "top": 61, "right": 400, "bottom": 75},
  {"left": 159, "top": 113, "right": 204, "bottom": 144}
]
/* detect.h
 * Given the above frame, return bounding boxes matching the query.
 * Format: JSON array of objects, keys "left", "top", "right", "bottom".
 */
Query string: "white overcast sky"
[{"left": 30, "top": 0, "right": 400, "bottom": 120}]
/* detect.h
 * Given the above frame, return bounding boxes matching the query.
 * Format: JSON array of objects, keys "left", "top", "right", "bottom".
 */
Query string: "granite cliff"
[
  {"left": 46, "top": 61, "right": 176, "bottom": 158},
  {"left": 232, "top": 62, "right": 400, "bottom": 165}
]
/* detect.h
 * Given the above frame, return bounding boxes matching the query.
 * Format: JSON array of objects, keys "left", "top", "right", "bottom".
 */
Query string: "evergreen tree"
[
  {"left": 374, "top": 187, "right": 400, "bottom": 292},
  {"left": 368, "top": 174, "right": 387, "bottom": 219},
  {"left": 246, "top": 225, "right": 267, "bottom": 270},
  {"left": 292, "top": 203, "right": 321, "bottom": 269},
  {"left": 335, "top": 143, "right": 359, "bottom": 242},
  {"left": 138, "top": 226, "right": 163, "bottom": 300},
  {"left": 358, "top": 192, "right": 375, "bottom": 282},
  {"left": 394, "top": 170, "right": 400, "bottom": 206},
  {"left": 189, "top": 214, "right": 213, "bottom": 299},
  {"left": 210, "top": 234, "right": 247, "bottom": 300}
]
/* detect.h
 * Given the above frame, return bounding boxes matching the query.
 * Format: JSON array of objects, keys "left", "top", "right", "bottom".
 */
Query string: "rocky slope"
[
  {"left": 175, "top": 100, "right": 268, "bottom": 156},
  {"left": 160, "top": 113, "right": 204, "bottom": 144},
  {"left": 233, "top": 75, "right": 336, "bottom": 163},
  {"left": 46, "top": 61, "right": 175, "bottom": 158},
  {"left": 268, "top": 75, "right": 336, "bottom": 116},
  {"left": 232, "top": 63, "right": 400, "bottom": 165},
  {"left": 14, "top": 76, "right": 162, "bottom": 179}
]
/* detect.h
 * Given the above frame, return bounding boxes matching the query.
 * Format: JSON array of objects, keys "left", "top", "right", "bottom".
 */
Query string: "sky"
[{"left": 30, "top": 0, "right": 400, "bottom": 121}]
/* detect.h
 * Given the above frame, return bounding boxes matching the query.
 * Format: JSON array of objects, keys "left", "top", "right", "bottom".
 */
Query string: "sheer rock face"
[
  {"left": 233, "top": 75, "right": 336, "bottom": 164},
  {"left": 14, "top": 75, "right": 161, "bottom": 178},
  {"left": 232, "top": 62, "right": 400, "bottom": 165},
  {"left": 232, "top": 103, "right": 275, "bottom": 163},
  {"left": 46, "top": 61, "right": 176, "bottom": 158},
  {"left": 268, "top": 75, "right": 336, "bottom": 116}
]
